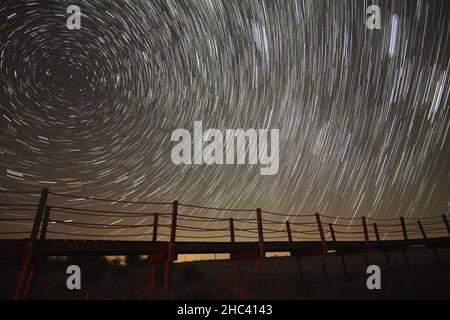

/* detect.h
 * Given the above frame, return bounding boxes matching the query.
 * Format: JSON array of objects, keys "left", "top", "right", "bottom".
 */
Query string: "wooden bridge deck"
[{"left": 1, "top": 237, "right": 449, "bottom": 258}]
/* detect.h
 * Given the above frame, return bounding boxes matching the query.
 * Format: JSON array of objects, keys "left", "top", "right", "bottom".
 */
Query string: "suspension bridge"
[{"left": 0, "top": 189, "right": 449, "bottom": 299}]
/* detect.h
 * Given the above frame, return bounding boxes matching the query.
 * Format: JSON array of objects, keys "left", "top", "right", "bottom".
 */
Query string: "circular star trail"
[{"left": 0, "top": 0, "right": 449, "bottom": 235}]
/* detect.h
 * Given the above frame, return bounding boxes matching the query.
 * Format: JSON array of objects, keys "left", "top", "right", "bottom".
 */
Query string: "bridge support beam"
[
  {"left": 329, "top": 223, "right": 349, "bottom": 278},
  {"left": 373, "top": 223, "right": 391, "bottom": 270},
  {"left": 362, "top": 217, "right": 370, "bottom": 267},
  {"left": 286, "top": 221, "right": 304, "bottom": 281},
  {"left": 418, "top": 220, "right": 440, "bottom": 264}
]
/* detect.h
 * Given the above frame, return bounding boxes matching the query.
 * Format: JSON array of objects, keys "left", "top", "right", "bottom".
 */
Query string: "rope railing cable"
[
  {"left": 175, "top": 234, "right": 232, "bottom": 239},
  {"left": 49, "top": 219, "right": 155, "bottom": 229},
  {"left": 289, "top": 221, "right": 317, "bottom": 226},
  {"left": 48, "top": 191, "right": 172, "bottom": 205},
  {"left": 261, "top": 209, "right": 316, "bottom": 217},
  {"left": 177, "top": 214, "right": 229, "bottom": 222},
  {"left": 0, "top": 231, "right": 31, "bottom": 235},
  {"left": 0, "top": 208, "right": 37, "bottom": 211},
  {"left": 178, "top": 202, "right": 254, "bottom": 212},
  {"left": 0, "top": 203, "right": 38, "bottom": 207},
  {"left": 0, "top": 190, "right": 41, "bottom": 194},
  {"left": 175, "top": 225, "right": 230, "bottom": 232},
  {"left": 326, "top": 223, "right": 364, "bottom": 228},
  {"left": 51, "top": 206, "right": 169, "bottom": 217},
  {"left": 45, "top": 230, "right": 170, "bottom": 238}
]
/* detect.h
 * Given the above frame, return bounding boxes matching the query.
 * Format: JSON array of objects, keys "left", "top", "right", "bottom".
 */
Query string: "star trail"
[{"left": 0, "top": 0, "right": 449, "bottom": 241}]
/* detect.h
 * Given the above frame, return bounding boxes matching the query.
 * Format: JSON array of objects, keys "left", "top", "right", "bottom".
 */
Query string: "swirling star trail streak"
[{"left": 0, "top": 0, "right": 449, "bottom": 240}]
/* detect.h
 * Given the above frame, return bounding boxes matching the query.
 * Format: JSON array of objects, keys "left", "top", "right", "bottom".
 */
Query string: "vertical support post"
[
  {"left": 39, "top": 206, "right": 51, "bottom": 240},
  {"left": 361, "top": 217, "right": 370, "bottom": 266},
  {"left": 256, "top": 208, "right": 265, "bottom": 258},
  {"left": 417, "top": 221, "right": 440, "bottom": 264},
  {"left": 256, "top": 208, "right": 264, "bottom": 285},
  {"left": 29, "top": 189, "right": 49, "bottom": 241},
  {"left": 286, "top": 221, "right": 303, "bottom": 280},
  {"left": 23, "top": 206, "right": 52, "bottom": 300},
  {"left": 442, "top": 215, "right": 450, "bottom": 236},
  {"left": 229, "top": 218, "right": 241, "bottom": 283},
  {"left": 400, "top": 217, "right": 411, "bottom": 270},
  {"left": 229, "top": 218, "right": 235, "bottom": 243},
  {"left": 164, "top": 201, "right": 178, "bottom": 294},
  {"left": 152, "top": 212, "right": 159, "bottom": 242},
  {"left": 169, "top": 202, "right": 178, "bottom": 252},
  {"left": 373, "top": 223, "right": 391, "bottom": 270},
  {"left": 329, "top": 223, "right": 349, "bottom": 278},
  {"left": 14, "top": 188, "right": 49, "bottom": 300},
  {"left": 316, "top": 213, "right": 327, "bottom": 253},
  {"left": 285, "top": 221, "right": 292, "bottom": 242},
  {"left": 315, "top": 213, "right": 328, "bottom": 281},
  {"left": 149, "top": 212, "right": 159, "bottom": 293}
]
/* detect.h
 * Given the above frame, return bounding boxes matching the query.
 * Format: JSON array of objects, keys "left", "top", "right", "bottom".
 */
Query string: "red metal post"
[
  {"left": 150, "top": 263, "right": 158, "bottom": 292},
  {"left": 13, "top": 188, "right": 48, "bottom": 300},
  {"left": 21, "top": 267, "right": 36, "bottom": 300},
  {"left": 22, "top": 205, "right": 52, "bottom": 300}
]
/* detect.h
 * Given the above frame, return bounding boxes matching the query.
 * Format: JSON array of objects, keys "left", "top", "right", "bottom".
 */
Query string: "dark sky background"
[{"left": 0, "top": 0, "right": 449, "bottom": 240}]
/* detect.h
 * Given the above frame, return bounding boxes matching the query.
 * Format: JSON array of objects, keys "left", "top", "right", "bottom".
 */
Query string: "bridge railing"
[{"left": 1, "top": 189, "right": 449, "bottom": 242}]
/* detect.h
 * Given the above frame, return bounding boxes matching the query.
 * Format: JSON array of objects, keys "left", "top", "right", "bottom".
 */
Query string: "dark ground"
[{"left": 0, "top": 247, "right": 449, "bottom": 299}]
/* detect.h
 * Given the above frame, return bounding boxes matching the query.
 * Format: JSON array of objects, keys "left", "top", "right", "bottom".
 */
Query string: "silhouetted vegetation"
[{"left": 1, "top": 248, "right": 450, "bottom": 299}]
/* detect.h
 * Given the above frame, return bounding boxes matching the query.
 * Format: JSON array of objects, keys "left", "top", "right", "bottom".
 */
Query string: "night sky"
[{"left": 0, "top": 1, "right": 449, "bottom": 240}]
